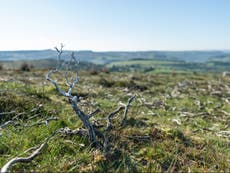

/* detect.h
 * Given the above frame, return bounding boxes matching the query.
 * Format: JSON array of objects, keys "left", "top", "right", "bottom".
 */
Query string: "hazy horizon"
[
  {"left": 0, "top": 48, "right": 230, "bottom": 52},
  {"left": 1, "top": 0, "right": 230, "bottom": 51}
]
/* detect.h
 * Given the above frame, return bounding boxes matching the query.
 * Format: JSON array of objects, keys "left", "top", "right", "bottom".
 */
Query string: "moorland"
[{"left": 0, "top": 50, "right": 230, "bottom": 172}]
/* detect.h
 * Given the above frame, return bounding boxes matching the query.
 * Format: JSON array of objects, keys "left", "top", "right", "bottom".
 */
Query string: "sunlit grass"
[{"left": 0, "top": 70, "right": 229, "bottom": 172}]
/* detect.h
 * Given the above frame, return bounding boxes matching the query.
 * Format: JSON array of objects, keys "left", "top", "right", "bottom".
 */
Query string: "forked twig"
[
  {"left": 46, "top": 44, "right": 98, "bottom": 147},
  {"left": 46, "top": 44, "right": 135, "bottom": 150},
  {"left": 121, "top": 95, "right": 135, "bottom": 127},
  {"left": 106, "top": 106, "right": 124, "bottom": 131}
]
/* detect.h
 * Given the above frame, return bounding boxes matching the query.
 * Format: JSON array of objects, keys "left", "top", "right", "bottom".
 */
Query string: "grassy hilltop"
[{"left": 0, "top": 68, "right": 229, "bottom": 172}]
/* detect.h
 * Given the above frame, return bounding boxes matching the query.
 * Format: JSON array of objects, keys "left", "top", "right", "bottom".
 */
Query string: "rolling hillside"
[
  {"left": 0, "top": 50, "right": 229, "bottom": 63},
  {"left": 0, "top": 50, "right": 229, "bottom": 72}
]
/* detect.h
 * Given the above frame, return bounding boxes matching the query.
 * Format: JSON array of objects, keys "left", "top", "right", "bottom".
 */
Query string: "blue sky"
[{"left": 0, "top": 0, "right": 230, "bottom": 51}]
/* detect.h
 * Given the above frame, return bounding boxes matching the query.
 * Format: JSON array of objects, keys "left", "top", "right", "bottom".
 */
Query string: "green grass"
[
  {"left": 107, "top": 59, "right": 182, "bottom": 66},
  {"left": 107, "top": 59, "right": 230, "bottom": 73},
  {"left": 0, "top": 70, "right": 230, "bottom": 172}
]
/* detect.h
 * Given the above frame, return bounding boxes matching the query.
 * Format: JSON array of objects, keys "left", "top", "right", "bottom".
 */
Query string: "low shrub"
[
  {"left": 20, "top": 63, "right": 31, "bottom": 71},
  {"left": 89, "top": 69, "right": 99, "bottom": 75},
  {"left": 98, "top": 78, "right": 114, "bottom": 87},
  {"left": 0, "top": 64, "right": 3, "bottom": 70}
]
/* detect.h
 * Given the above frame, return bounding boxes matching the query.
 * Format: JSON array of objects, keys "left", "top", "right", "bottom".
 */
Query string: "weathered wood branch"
[
  {"left": 71, "top": 96, "right": 98, "bottom": 147},
  {"left": 46, "top": 45, "right": 135, "bottom": 150},
  {"left": 65, "top": 52, "right": 79, "bottom": 88},
  {"left": 0, "top": 120, "right": 14, "bottom": 129},
  {"left": 57, "top": 127, "right": 88, "bottom": 136},
  {"left": 66, "top": 52, "right": 79, "bottom": 96},
  {"left": 1, "top": 129, "right": 59, "bottom": 173},
  {"left": 27, "top": 114, "right": 40, "bottom": 120},
  {"left": 0, "top": 105, "right": 44, "bottom": 129},
  {"left": 46, "top": 69, "right": 70, "bottom": 97},
  {"left": 46, "top": 45, "right": 98, "bottom": 147},
  {"left": 103, "top": 96, "right": 135, "bottom": 151},
  {"left": 105, "top": 95, "right": 135, "bottom": 131},
  {"left": 0, "top": 111, "right": 16, "bottom": 116},
  {"left": 54, "top": 43, "right": 64, "bottom": 69},
  {"left": 106, "top": 106, "right": 124, "bottom": 132},
  {"left": 121, "top": 95, "right": 135, "bottom": 127},
  {"left": 1, "top": 138, "right": 49, "bottom": 173},
  {"left": 125, "top": 135, "right": 151, "bottom": 141},
  {"left": 88, "top": 108, "right": 101, "bottom": 119},
  {"left": 25, "top": 117, "right": 59, "bottom": 127},
  {"left": 0, "top": 111, "right": 16, "bottom": 122}
]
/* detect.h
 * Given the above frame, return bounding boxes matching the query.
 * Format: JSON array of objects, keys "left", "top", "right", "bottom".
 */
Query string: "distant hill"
[
  {"left": 0, "top": 50, "right": 229, "bottom": 72},
  {"left": 0, "top": 59, "right": 103, "bottom": 70},
  {"left": 0, "top": 50, "right": 229, "bottom": 64}
]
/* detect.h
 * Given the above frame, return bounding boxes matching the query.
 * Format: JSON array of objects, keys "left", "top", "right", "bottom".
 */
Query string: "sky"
[{"left": 0, "top": 0, "right": 230, "bottom": 51}]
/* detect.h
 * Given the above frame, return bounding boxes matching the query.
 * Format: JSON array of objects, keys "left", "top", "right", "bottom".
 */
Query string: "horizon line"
[{"left": 0, "top": 48, "right": 229, "bottom": 52}]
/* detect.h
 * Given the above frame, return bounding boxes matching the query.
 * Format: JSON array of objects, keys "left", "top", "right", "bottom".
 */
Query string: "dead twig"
[
  {"left": 0, "top": 121, "right": 14, "bottom": 129},
  {"left": 88, "top": 108, "right": 101, "bottom": 119},
  {"left": 0, "top": 111, "right": 16, "bottom": 122},
  {"left": 121, "top": 95, "right": 135, "bottom": 127},
  {"left": 105, "top": 95, "right": 135, "bottom": 131},
  {"left": 219, "top": 110, "right": 230, "bottom": 116},
  {"left": 0, "top": 111, "right": 16, "bottom": 116},
  {"left": 46, "top": 45, "right": 135, "bottom": 150},
  {"left": 105, "top": 106, "right": 124, "bottom": 132},
  {"left": 1, "top": 145, "right": 46, "bottom": 173},
  {"left": 27, "top": 114, "right": 41, "bottom": 120},
  {"left": 46, "top": 45, "right": 98, "bottom": 147},
  {"left": 25, "top": 117, "right": 59, "bottom": 127},
  {"left": 57, "top": 127, "right": 88, "bottom": 136},
  {"left": 0, "top": 135, "right": 53, "bottom": 173},
  {"left": 125, "top": 135, "right": 151, "bottom": 141},
  {"left": 71, "top": 96, "right": 98, "bottom": 146},
  {"left": 216, "top": 131, "right": 230, "bottom": 138},
  {"left": 1, "top": 129, "right": 59, "bottom": 173}
]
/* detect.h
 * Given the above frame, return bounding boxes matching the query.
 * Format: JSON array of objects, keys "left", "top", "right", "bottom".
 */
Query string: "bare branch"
[
  {"left": 65, "top": 53, "right": 73, "bottom": 87},
  {"left": 66, "top": 52, "right": 79, "bottom": 96},
  {"left": 0, "top": 129, "right": 59, "bottom": 173},
  {"left": 46, "top": 46, "right": 99, "bottom": 147},
  {"left": 0, "top": 121, "right": 14, "bottom": 129},
  {"left": 0, "top": 111, "right": 16, "bottom": 121},
  {"left": 58, "top": 127, "right": 88, "bottom": 136},
  {"left": 71, "top": 96, "right": 98, "bottom": 146},
  {"left": 12, "top": 112, "right": 27, "bottom": 120},
  {"left": 27, "top": 114, "right": 40, "bottom": 120},
  {"left": 47, "top": 44, "right": 67, "bottom": 95},
  {"left": 216, "top": 131, "right": 230, "bottom": 138},
  {"left": 105, "top": 106, "right": 124, "bottom": 131},
  {"left": 25, "top": 117, "right": 59, "bottom": 127},
  {"left": 88, "top": 108, "right": 101, "bottom": 119},
  {"left": 103, "top": 96, "right": 135, "bottom": 151},
  {"left": 1, "top": 138, "right": 49, "bottom": 173},
  {"left": 0, "top": 111, "right": 16, "bottom": 116},
  {"left": 125, "top": 135, "right": 151, "bottom": 141},
  {"left": 46, "top": 51, "right": 79, "bottom": 98},
  {"left": 46, "top": 69, "right": 70, "bottom": 97},
  {"left": 30, "top": 104, "right": 43, "bottom": 113},
  {"left": 121, "top": 95, "right": 135, "bottom": 127},
  {"left": 54, "top": 43, "right": 64, "bottom": 69},
  {"left": 105, "top": 95, "right": 135, "bottom": 131},
  {"left": 46, "top": 45, "right": 136, "bottom": 150},
  {"left": 65, "top": 52, "right": 79, "bottom": 87}
]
